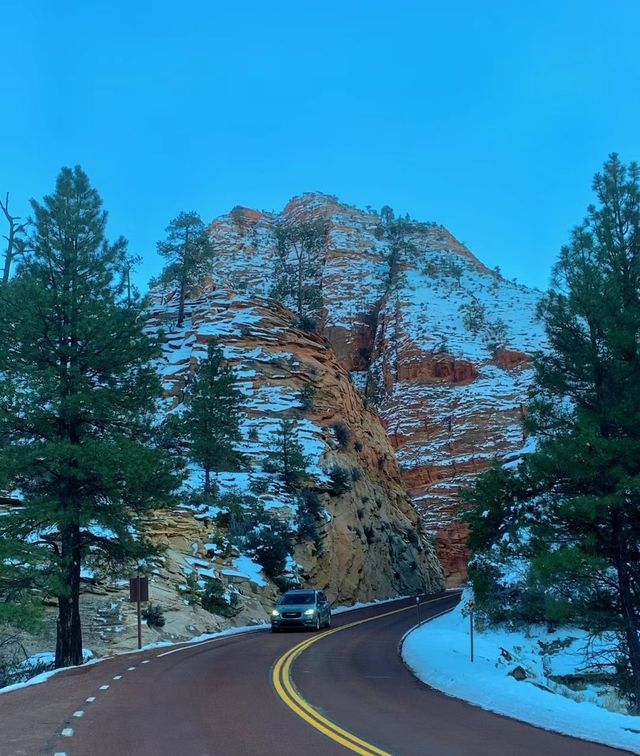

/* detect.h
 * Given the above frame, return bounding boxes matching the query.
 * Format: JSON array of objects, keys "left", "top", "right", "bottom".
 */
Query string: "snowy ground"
[{"left": 402, "top": 597, "right": 640, "bottom": 754}]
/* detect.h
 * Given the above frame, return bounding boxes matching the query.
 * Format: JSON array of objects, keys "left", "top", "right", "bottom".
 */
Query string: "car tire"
[
  {"left": 315, "top": 615, "right": 321, "bottom": 631},
  {"left": 326, "top": 613, "right": 331, "bottom": 629},
  {"left": 271, "top": 626, "right": 279, "bottom": 633}
]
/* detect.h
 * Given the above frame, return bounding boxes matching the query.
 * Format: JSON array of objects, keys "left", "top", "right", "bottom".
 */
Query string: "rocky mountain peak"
[{"left": 207, "top": 193, "right": 546, "bottom": 583}]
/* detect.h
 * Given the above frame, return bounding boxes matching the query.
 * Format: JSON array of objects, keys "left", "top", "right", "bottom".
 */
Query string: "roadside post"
[
  {"left": 415, "top": 594, "right": 422, "bottom": 626},
  {"left": 129, "top": 573, "right": 149, "bottom": 650},
  {"left": 467, "top": 598, "right": 475, "bottom": 662}
]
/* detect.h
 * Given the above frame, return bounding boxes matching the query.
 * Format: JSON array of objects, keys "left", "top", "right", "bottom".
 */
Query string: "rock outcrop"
[
  {"left": 145, "top": 279, "right": 442, "bottom": 601},
  {"left": 208, "top": 194, "right": 547, "bottom": 583}
]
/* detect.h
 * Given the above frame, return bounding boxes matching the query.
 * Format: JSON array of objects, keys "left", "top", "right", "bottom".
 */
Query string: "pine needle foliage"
[
  {"left": 182, "top": 339, "right": 244, "bottom": 497},
  {"left": 465, "top": 154, "right": 640, "bottom": 711},
  {"left": 0, "top": 167, "right": 184, "bottom": 668},
  {"left": 157, "top": 211, "right": 214, "bottom": 326}
]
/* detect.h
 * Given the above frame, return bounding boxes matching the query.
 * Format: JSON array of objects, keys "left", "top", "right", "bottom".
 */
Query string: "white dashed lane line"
[
  {"left": 99, "top": 684, "right": 109, "bottom": 690},
  {"left": 86, "top": 696, "right": 96, "bottom": 702},
  {"left": 73, "top": 710, "right": 84, "bottom": 717},
  {"left": 113, "top": 675, "right": 122, "bottom": 680},
  {"left": 141, "top": 659, "right": 150, "bottom": 664},
  {"left": 61, "top": 727, "right": 74, "bottom": 737},
  {"left": 128, "top": 666, "right": 136, "bottom": 671}
]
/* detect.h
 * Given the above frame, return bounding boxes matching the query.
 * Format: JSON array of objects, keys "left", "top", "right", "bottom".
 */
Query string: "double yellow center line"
[{"left": 271, "top": 595, "right": 456, "bottom": 755}]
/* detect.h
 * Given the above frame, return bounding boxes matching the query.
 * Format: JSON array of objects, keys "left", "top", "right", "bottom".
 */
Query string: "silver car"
[{"left": 271, "top": 589, "right": 332, "bottom": 632}]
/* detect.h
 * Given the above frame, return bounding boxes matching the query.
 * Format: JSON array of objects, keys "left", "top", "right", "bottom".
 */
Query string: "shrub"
[
  {"left": 245, "top": 520, "right": 293, "bottom": 578},
  {"left": 180, "top": 572, "right": 201, "bottom": 606},
  {"left": 250, "top": 476, "right": 270, "bottom": 495},
  {"left": 295, "top": 314, "right": 319, "bottom": 333},
  {"left": 248, "top": 426, "right": 259, "bottom": 442},
  {"left": 350, "top": 467, "right": 363, "bottom": 483},
  {"left": 141, "top": 603, "right": 166, "bottom": 629},
  {"left": 297, "top": 383, "right": 317, "bottom": 412},
  {"left": 298, "top": 488, "right": 322, "bottom": 518},
  {"left": 330, "top": 421, "right": 351, "bottom": 448},
  {"left": 296, "top": 512, "right": 322, "bottom": 550},
  {"left": 461, "top": 301, "right": 486, "bottom": 335},
  {"left": 328, "top": 464, "right": 353, "bottom": 495},
  {"left": 354, "top": 440, "right": 363, "bottom": 452},
  {"left": 201, "top": 578, "right": 239, "bottom": 617}
]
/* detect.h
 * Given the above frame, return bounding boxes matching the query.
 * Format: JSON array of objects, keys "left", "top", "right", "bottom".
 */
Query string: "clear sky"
[{"left": 3, "top": 0, "right": 639, "bottom": 292}]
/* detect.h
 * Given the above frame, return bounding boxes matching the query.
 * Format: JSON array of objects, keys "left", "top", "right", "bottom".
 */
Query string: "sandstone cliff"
[{"left": 208, "top": 194, "right": 547, "bottom": 583}]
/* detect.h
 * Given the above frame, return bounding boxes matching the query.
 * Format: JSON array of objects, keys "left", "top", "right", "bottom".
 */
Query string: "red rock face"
[
  {"left": 145, "top": 280, "right": 444, "bottom": 601},
  {"left": 204, "top": 193, "right": 547, "bottom": 585}
]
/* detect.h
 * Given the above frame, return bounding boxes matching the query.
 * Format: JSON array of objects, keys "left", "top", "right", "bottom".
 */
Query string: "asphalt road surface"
[{"left": 0, "top": 593, "right": 631, "bottom": 755}]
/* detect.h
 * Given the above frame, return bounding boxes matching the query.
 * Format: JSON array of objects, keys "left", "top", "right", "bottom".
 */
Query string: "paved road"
[{"left": 0, "top": 594, "right": 631, "bottom": 755}]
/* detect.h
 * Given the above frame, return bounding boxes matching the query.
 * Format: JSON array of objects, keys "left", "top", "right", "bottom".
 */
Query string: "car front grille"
[{"left": 282, "top": 611, "right": 301, "bottom": 618}]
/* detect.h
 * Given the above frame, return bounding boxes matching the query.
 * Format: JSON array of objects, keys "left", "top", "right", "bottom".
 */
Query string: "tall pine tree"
[
  {"left": 182, "top": 340, "right": 243, "bottom": 497},
  {"left": 466, "top": 154, "right": 640, "bottom": 711},
  {"left": 270, "top": 218, "right": 328, "bottom": 324},
  {"left": 158, "top": 211, "right": 213, "bottom": 327},
  {"left": 0, "top": 167, "right": 184, "bottom": 668}
]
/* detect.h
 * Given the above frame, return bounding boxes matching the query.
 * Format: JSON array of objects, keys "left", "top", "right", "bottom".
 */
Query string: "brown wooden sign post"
[{"left": 129, "top": 575, "right": 149, "bottom": 650}]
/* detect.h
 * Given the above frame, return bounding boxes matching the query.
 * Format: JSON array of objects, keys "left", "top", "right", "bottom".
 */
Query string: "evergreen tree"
[
  {"left": 158, "top": 211, "right": 213, "bottom": 327},
  {"left": 465, "top": 154, "right": 640, "bottom": 711},
  {"left": 270, "top": 218, "right": 328, "bottom": 322},
  {"left": 264, "top": 419, "right": 310, "bottom": 491},
  {"left": 182, "top": 340, "right": 244, "bottom": 497},
  {"left": 0, "top": 167, "right": 184, "bottom": 668}
]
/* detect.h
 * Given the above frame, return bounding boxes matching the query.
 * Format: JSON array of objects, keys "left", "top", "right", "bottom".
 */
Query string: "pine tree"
[
  {"left": 264, "top": 419, "right": 310, "bottom": 491},
  {"left": 270, "top": 218, "right": 328, "bottom": 323},
  {"left": 0, "top": 167, "right": 184, "bottom": 668},
  {"left": 182, "top": 340, "right": 244, "bottom": 497},
  {"left": 465, "top": 154, "right": 640, "bottom": 711},
  {"left": 158, "top": 211, "right": 213, "bottom": 327}
]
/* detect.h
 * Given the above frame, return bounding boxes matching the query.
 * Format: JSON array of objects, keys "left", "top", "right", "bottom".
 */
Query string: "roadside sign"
[
  {"left": 130, "top": 575, "right": 149, "bottom": 650},
  {"left": 129, "top": 576, "right": 149, "bottom": 603}
]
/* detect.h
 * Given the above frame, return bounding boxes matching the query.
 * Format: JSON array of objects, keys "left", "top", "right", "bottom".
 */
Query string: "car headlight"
[
  {"left": 303, "top": 608, "right": 316, "bottom": 616},
  {"left": 271, "top": 609, "right": 281, "bottom": 617}
]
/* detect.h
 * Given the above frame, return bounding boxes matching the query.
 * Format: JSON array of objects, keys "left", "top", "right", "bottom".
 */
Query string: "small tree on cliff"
[
  {"left": 465, "top": 154, "right": 640, "bottom": 711},
  {"left": 182, "top": 339, "right": 244, "bottom": 497},
  {"left": 270, "top": 218, "right": 328, "bottom": 325},
  {"left": 0, "top": 167, "right": 184, "bottom": 668},
  {"left": 158, "top": 211, "right": 214, "bottom": 327},
  {"left": 264, "top": 419, "right": 310, "bottom": 491}
]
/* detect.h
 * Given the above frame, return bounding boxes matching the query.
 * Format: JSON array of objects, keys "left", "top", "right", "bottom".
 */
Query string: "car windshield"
[{"left": 280, "top": 592, "right": 315, "bottom": 605}]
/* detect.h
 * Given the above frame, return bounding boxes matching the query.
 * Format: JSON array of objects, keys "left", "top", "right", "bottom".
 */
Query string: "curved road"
[{"left": 0, "top": 594, "right": 631, "bottom": 755}]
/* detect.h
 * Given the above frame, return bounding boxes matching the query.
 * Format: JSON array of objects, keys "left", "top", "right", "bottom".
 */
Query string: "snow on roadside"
[{"left": 402, "top": 600, "right": 640, "bottom": 754}]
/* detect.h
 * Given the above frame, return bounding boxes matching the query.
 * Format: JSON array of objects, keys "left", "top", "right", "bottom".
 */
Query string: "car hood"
[{"left": 275, "top": 603, "right": 316, "bottom": 612}]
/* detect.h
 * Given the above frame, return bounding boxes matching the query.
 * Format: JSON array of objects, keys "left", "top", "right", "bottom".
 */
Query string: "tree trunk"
[
  {"left": 177, "top": 274, "right": 186, "bottom": 327},
  {"left": 612, "top": 508, "right": 640, "bottom": 712},
  {"left": 177, "top": 228, "right": 190, "bottom": 327},
  {"left": 55, "top": 524, "right": 83, "bottom": 668},
  {"left": 204, "top": 464, "right": 211, "bottom": 499}
]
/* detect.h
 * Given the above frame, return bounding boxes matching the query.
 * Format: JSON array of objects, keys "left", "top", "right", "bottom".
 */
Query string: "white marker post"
[{"left": 467, "top": 598, "right": 475, "bottom": 662}]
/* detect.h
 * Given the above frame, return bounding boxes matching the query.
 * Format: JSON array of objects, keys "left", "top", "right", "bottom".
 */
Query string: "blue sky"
[{"left": 3, "top": 0, "right": 639, "bottom": 292}]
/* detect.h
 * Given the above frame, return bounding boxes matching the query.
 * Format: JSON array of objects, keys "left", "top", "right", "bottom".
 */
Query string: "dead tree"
[{"left": 0, "top": 193, "right": 27, "bottom": 284}]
